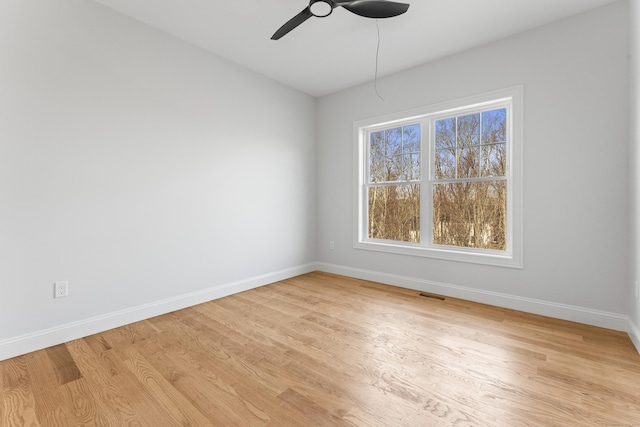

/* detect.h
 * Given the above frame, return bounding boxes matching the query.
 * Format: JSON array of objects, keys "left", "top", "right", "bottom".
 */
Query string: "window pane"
[
  {"left": 398, "top": 154, "right": 418, "bottom": 180},
  {"left": 388, "top": 154, "right": 401, "bottom": 181},
  {"left": 403, "top": 124, "right": 421, "bottom": 180},
  {"left": 481, "top": 143, "right": 506, "bottom": 177},
  {"left": 457, "top": 146, "right": 479, "bottom": 178},
  {"left": 432, "top": 180, "right": 506, "bottom": 250},
  {"left": 386, "top": 128, "right": 402, "bottom": 182},
  {"left": 410, "top": 153, "right": 420, "bottom": 180},
  {"left": 457, "top": 113, "right": 480, "bottom": 147},
  {"left": 403, "top": 124, "right": 421, "bottom": 152},
  {"left": 482, "top": 108, "right": 506, "bottom": 144},
  {"left": 435, "top": 118, "right": 455, "bottom": 150},
  {"left": 385, "top": 127, "right": 402, "bottom": 156},
  {"left": 435, "top": 148, "right": 455, "bottom": 179},
  {"left": 369, "top": 131, "right": 385, "bottom": 182},
  {"left": 368, "top": 184, "right": 420, "bottom": 242}
]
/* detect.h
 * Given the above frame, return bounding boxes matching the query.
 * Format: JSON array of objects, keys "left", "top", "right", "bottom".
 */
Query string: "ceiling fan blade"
[
  {"left": 341, "top": 0, "right": 409, "bottom": 19},
  {"left": 271, "top": 7, "right": 314, "bottom": 40}
]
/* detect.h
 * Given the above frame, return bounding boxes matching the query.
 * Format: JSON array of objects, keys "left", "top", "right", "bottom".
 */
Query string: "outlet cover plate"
[{"left": 54, "top": 281, "right": 69, "bottom": 298}]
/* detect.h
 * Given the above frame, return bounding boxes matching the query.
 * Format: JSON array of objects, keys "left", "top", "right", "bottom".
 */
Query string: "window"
[
  {"left": 354, "top": 87, "right": 523, "bottom": 268},
  {"left": 368, "top": 124, "right": 421, "bottom": 243}
]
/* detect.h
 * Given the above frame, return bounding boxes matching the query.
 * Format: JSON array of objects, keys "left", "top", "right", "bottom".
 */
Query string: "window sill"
[{"left": 354, "top": 240, "right": 523, "bottom": 269}]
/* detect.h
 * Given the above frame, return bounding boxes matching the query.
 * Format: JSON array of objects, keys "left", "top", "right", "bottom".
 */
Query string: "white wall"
[
  {"left": 630, "top": 0, "right": 640, "bottom": 350},
  {"left": 317, "top": 2, "right": 631, "bottom": 330},
  {"left": 1, "top": 0, "right": 635, "bottom": 361},
  {"left": 0, "top": 0, "right": 316, "bottom": 359}
]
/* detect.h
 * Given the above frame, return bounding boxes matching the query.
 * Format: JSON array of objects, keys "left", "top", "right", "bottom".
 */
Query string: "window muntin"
[{"left": 354, "top": 87, "right": 523, "bottom": 268}]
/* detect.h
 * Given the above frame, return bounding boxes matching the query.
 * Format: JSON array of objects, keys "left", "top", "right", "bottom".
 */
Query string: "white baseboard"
[
  {"left": 4, "top": 262, "right": 637, "bottom": 361},
  {"left": 628, "top": 317, "right": 640, "bottom": 354},
  {"left": 317, "top": 262, "right": 631, "bottom": 333},
  {"left": 0, "top": 263, "right": 317, "bottom": 361}
]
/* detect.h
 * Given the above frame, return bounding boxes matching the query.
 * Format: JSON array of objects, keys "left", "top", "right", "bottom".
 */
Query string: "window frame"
[{"left": 353, "top": 86, "right": 523, "bottom": 268}]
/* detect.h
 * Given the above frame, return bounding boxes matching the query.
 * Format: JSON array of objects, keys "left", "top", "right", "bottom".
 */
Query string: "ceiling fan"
[{"left": 271, "top": 0, "right": 410, "bottom": 40}]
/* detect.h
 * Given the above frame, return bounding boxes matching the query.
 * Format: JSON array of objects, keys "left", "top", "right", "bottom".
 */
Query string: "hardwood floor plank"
[
  {"left": 44, "top": 345, "right": 82, "bottom": 386},
  {"left": 64, "top": 339, "right": 155, "bottom": 426},
  {"left": 277, "top": 387, "right": 347, "bottom": 426},
  {"left": 123, "top": 350, "right": 216, "bottom": 426},
  {"left": 1, "top": 356, "right": 41, "bottom": 427},
  {"left": 23, "top": 351, "right": 76, "bottom": 426},
  {"left": 135, "top": 343, "right": 263, "bottom": 426},
  {"left": 160, "top": 309, "right": 286, "bottom": 395},
  {"left": 83, "top": 334, "right": 113, "bottom": 354},
  {"left": 61, "top": 378, "right": 113, "bottom": 426}
]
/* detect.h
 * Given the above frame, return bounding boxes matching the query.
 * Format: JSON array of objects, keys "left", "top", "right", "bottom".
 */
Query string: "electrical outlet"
[
  {"left": 636, "top": 281, "right": 639, "bottom": 300},
  {"left": 54, "top": 281, "right": 69, "bottom": 298},
  {"left": 329, "top": 241, "right": 335, "bottom": 250}
]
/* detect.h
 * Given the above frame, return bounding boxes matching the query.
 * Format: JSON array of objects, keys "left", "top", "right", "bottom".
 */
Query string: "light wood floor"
[{"left": 2, "top": 272, "right": 640, "bottom": 426}]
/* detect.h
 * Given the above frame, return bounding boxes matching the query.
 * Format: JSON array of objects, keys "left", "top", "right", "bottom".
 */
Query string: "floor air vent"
[{"left": 419, "top": 292, "right": 445, "bottom": 301}]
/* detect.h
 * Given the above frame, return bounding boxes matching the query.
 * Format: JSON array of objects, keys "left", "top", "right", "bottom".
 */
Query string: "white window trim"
[{"left": 353, "top": 86, "right": 523, "bottom": 268}]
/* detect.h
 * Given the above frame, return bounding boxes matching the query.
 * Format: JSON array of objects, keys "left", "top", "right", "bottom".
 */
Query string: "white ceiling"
[{"left": 91, "top": 0, "right": 618, "bottom": 97}]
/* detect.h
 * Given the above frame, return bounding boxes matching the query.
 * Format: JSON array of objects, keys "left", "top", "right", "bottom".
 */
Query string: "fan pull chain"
[{"left": 374, "top": 20, "right": 386, "bottom": 102}]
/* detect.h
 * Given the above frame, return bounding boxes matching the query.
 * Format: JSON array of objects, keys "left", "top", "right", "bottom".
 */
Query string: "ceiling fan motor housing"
[{"left": 310, "top": 0, "right": 333, "bottom": 17}]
